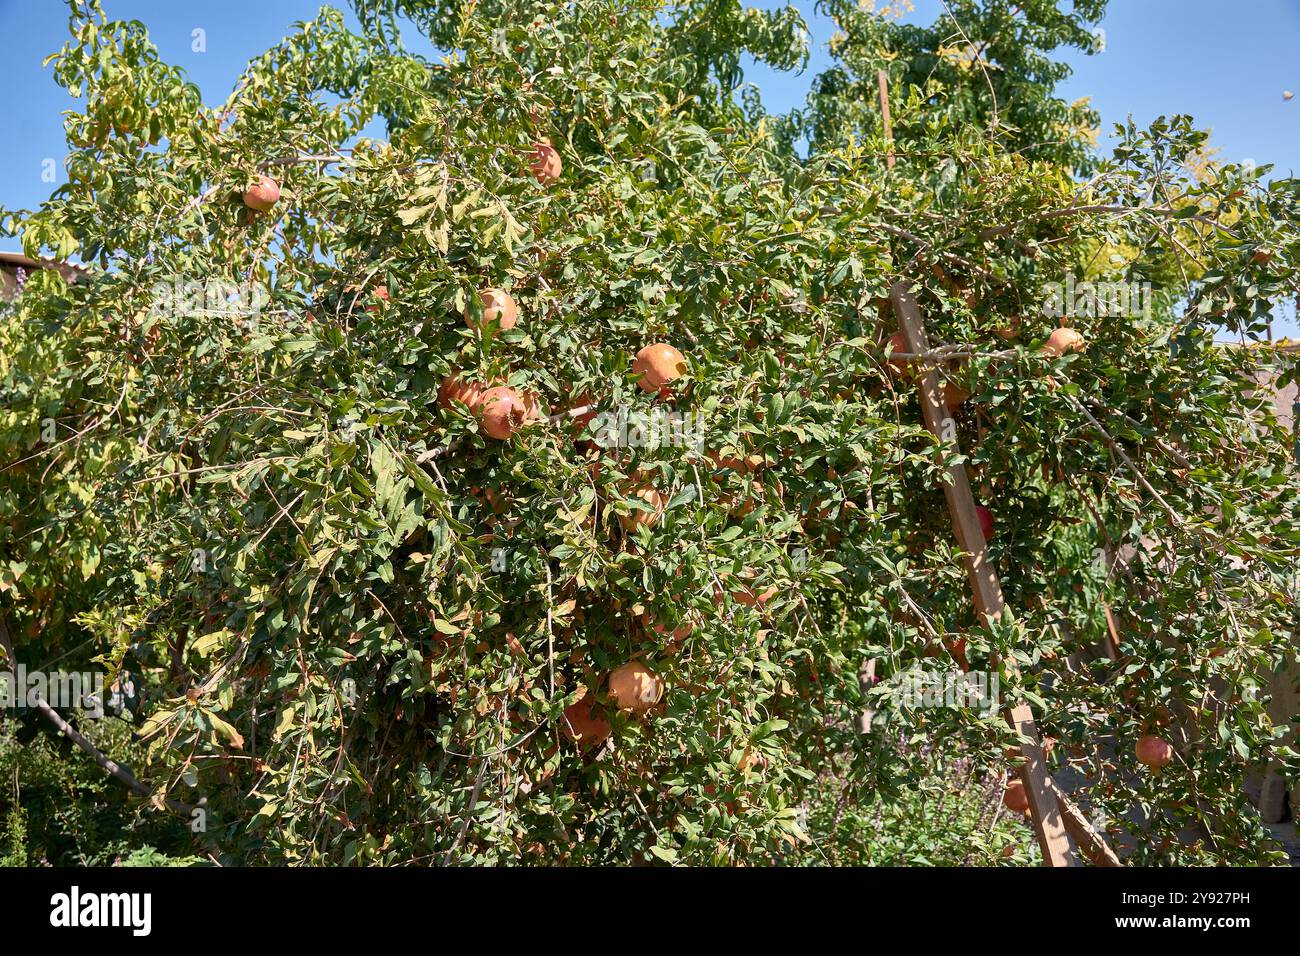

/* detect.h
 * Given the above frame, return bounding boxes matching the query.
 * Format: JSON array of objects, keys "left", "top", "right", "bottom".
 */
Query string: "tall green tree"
[{"left": 1, "top": 0, "right": 1296, "bottom": 865}]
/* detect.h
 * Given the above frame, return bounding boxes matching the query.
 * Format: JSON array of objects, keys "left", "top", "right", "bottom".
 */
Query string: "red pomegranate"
[
  {"left": 631, "top": 343, "right": 687, "bottom": 395},
  {"left": 887, "top": 331, "right": 912, "bottom": 378},
  {"left": 478, "top": 386, "right": 538, "bottom": 440},
  {"left": 466, "top": 288, "right": 519, "bottom": 333},
  {"left": 1135, "top": 735, "right": 1173, "bottom": 768},
  {"left": 1043, "top": 327, "right": 1085, "bottom": 356},
  {"left": 242, "top": 175, "right": 280, "bottom": 212},
  {"left": 1002, "top": 779, "right": 1029, "bottom": 814},
  {"left": 561, "top": 689, "right": 611, "bottom": 750},
  {"left": 530, "top": 140, "right": 563, "bottom": 185},
  {"left": 942, "top": 380, "right": 971, "bottom": 408},
  {"left": 617, "top": 483, "right": 666, "bottom": 533},
  {"left": 608, "top": 661, "right": 662, "bottom": 714},
  {"left": 437, "top": 374, "right": 488, "bottom": 413}
]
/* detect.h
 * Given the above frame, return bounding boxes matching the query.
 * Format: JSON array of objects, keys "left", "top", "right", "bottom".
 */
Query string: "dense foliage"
[
  {"left": 0, "top": 717, "right": 200, "bottom": 866},
  {"left": 1, "top": 0, "right": 1296, "bottom": 865}
]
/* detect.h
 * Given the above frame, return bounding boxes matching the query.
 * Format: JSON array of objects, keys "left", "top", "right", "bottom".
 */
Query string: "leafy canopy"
[{"left": 1, "top": 0, "right": 1297, "bottom": 865}]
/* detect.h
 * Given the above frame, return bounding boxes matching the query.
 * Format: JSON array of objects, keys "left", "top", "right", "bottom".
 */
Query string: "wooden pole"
[
  {"left": 856, "top": 658, "right": 877, "bottom": 733},
  {"left": 1049, "top": 779, "right": 1122, "bottom": 867},
  {"left": 877, "top": 69, "right": 896, "bottom": 170},
  {"left": 1102, "top": 602, "right": 1122, "bottom": 661},
  {"left": 890, "top": 280, "right": 1079, "bottom": 867}
]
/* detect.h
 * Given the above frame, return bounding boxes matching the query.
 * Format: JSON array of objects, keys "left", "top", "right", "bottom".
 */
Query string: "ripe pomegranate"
[
  {"left": 631, "top": 343, "right": 687, "bottom": 394},
  {"left": 478, "top": 385, "right": 538, "bottom": 440},
  {"left": 738, "top": 748, "right": 767, "bottom": 772},
  {"left": 465, "top": 287, "right": 519, "bottom": 333},
  {"left": 617, "top": 482, "right": 666, "bottom": 533},
  {"left": 712, "top": 571, "right": 775, "bottom": 608},
  {"left": 530, "top": 140, "right": 563, "bottom": 185},
  {"left": 561, "top": 689, "right": 611, "bottom": 750},
  {"left": 733, "top": 580, "right": 777, "bottom": 608},
  {"left": 608, "top": 661, "right": 662, "bottom": 714},
  {"left": 1002, "top": 778, "right": 1029, "bottom": 814},
  {"left": 1043, "top": 326, "right": 1085, "bottom": 356},
  {"left": 975, "top": 505, "right": 994, "bottom": 542},
  {"left": 645, "top": 614, "right": 692, "bottom": 646},
  {"left": 705, "top": 448, "right": 763, "bottom": 475},
  {"left": 344, "top": 283, "right": 388, "bottom": 313},
  {"left": 942, "top": 380, "right": 971, "bottom": 408},
  {"left": 242, "top": 175, "right": 280, "bottom": 212},
  {"left": 1135, "top": 735, "right": 1173, "bottom": 768},
  {"left": 887, "top": 331, "right": 912, "bottom": 378},
  {"left": 437, "top": 373, "right": 488, "bottom": 413}
]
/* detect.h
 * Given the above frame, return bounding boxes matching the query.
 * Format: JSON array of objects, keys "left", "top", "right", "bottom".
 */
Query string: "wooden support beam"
[
  {"left": 889, "top": 280, "right": 1079, "bottom": 868},
  {"left": 1048, "top": 778, "right": 1122, "bottom": 867},
  {"left": 1006, "top": 704, "right": 1077, "bottom": 867},
  {"left": 857, "top": 658, "right": 877, "bottom": 733},
  {"left": 1102, "top": 602, "right": 1122, "bottom": 661},
  {"left": 877, "top": 69, "right": 896, "bottom": 170}
]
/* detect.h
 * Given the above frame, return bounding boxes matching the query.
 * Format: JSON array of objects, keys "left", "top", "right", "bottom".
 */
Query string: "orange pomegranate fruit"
[
  {"left": 887, "top": 331, "right": 912, "bottom": 378},
  {"left": 705, "top": 448, "right": 764, "bottom": 475},
  {"left": 561, "top": 689, "right": 611, "bottom": 750},
  {"left": 608, "top": 661, "right": 662, "bottom": 714},
  {"left": 631, "top": 343, "right": 687, "bottom": 394},
  {"left": 942, "top": 380, "right": 971, "bottom": 409},
  {"left": 1135, "top": 735, "right": 1173, "bottom": 768},
  {"left": 1002, "top": 778, "right": 1029, "bottom": 814},
  {"left": 530, "top": 140, "right": 563, "bottom": 185},
  {"left": 242, "top": 175, "right": 280, "bottom": 212},
  {"left": 466, "top": 288, "right": 519, "bottom": 333},
  {"left": 437, "top": 373, "right": 488, "bottom": 413},
  {"left": 712, "top": 571, "right": 776, "bottom": 608},
  {"left": 478, "top": 385, "right": 539, "bottom": 440},
  {"left": 617, "top": 482, "right": 666, "bottom": 533},
  {"left": 1042, "top": 326, "right": 1085, "bottom": 356}
]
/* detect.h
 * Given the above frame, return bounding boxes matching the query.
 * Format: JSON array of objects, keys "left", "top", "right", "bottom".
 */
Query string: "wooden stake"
[
  {"left": 1048, "top": 779, "right": 1122, "bottom": 867},
  {"left": 890, "top": 280, "right": 1079, "bottom": 867},
  {"left": 877, "top": 69, "right": 896, "bottom": 169},
  {"left": 1102, "top": 602, "right": 1122, "bottom": 661},
  {"left": 857, "top": 658, "right": 877, "bottom": 733}
]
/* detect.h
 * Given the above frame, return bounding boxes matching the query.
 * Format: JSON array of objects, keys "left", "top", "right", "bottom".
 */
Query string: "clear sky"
[{"left": 1, "top": 0, "right": 1297, "bottom": 333}]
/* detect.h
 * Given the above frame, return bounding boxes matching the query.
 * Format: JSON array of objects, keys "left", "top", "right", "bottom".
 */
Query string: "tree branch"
[
  {"left": 0, "top": 615, "right": 196, "bottom": 816},
  {"left": 978, "top": 204, "right": 1238, "bottom": 242}
]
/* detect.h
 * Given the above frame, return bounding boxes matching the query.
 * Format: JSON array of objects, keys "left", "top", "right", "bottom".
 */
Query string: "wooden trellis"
[{"left": 889, "top": 281, "right": 1120, "bottom": 867}]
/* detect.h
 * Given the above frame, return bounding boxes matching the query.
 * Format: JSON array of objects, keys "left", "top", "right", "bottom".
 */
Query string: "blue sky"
[{"left": 1, "top": 0, "right": 1297, "bottom": 333}]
